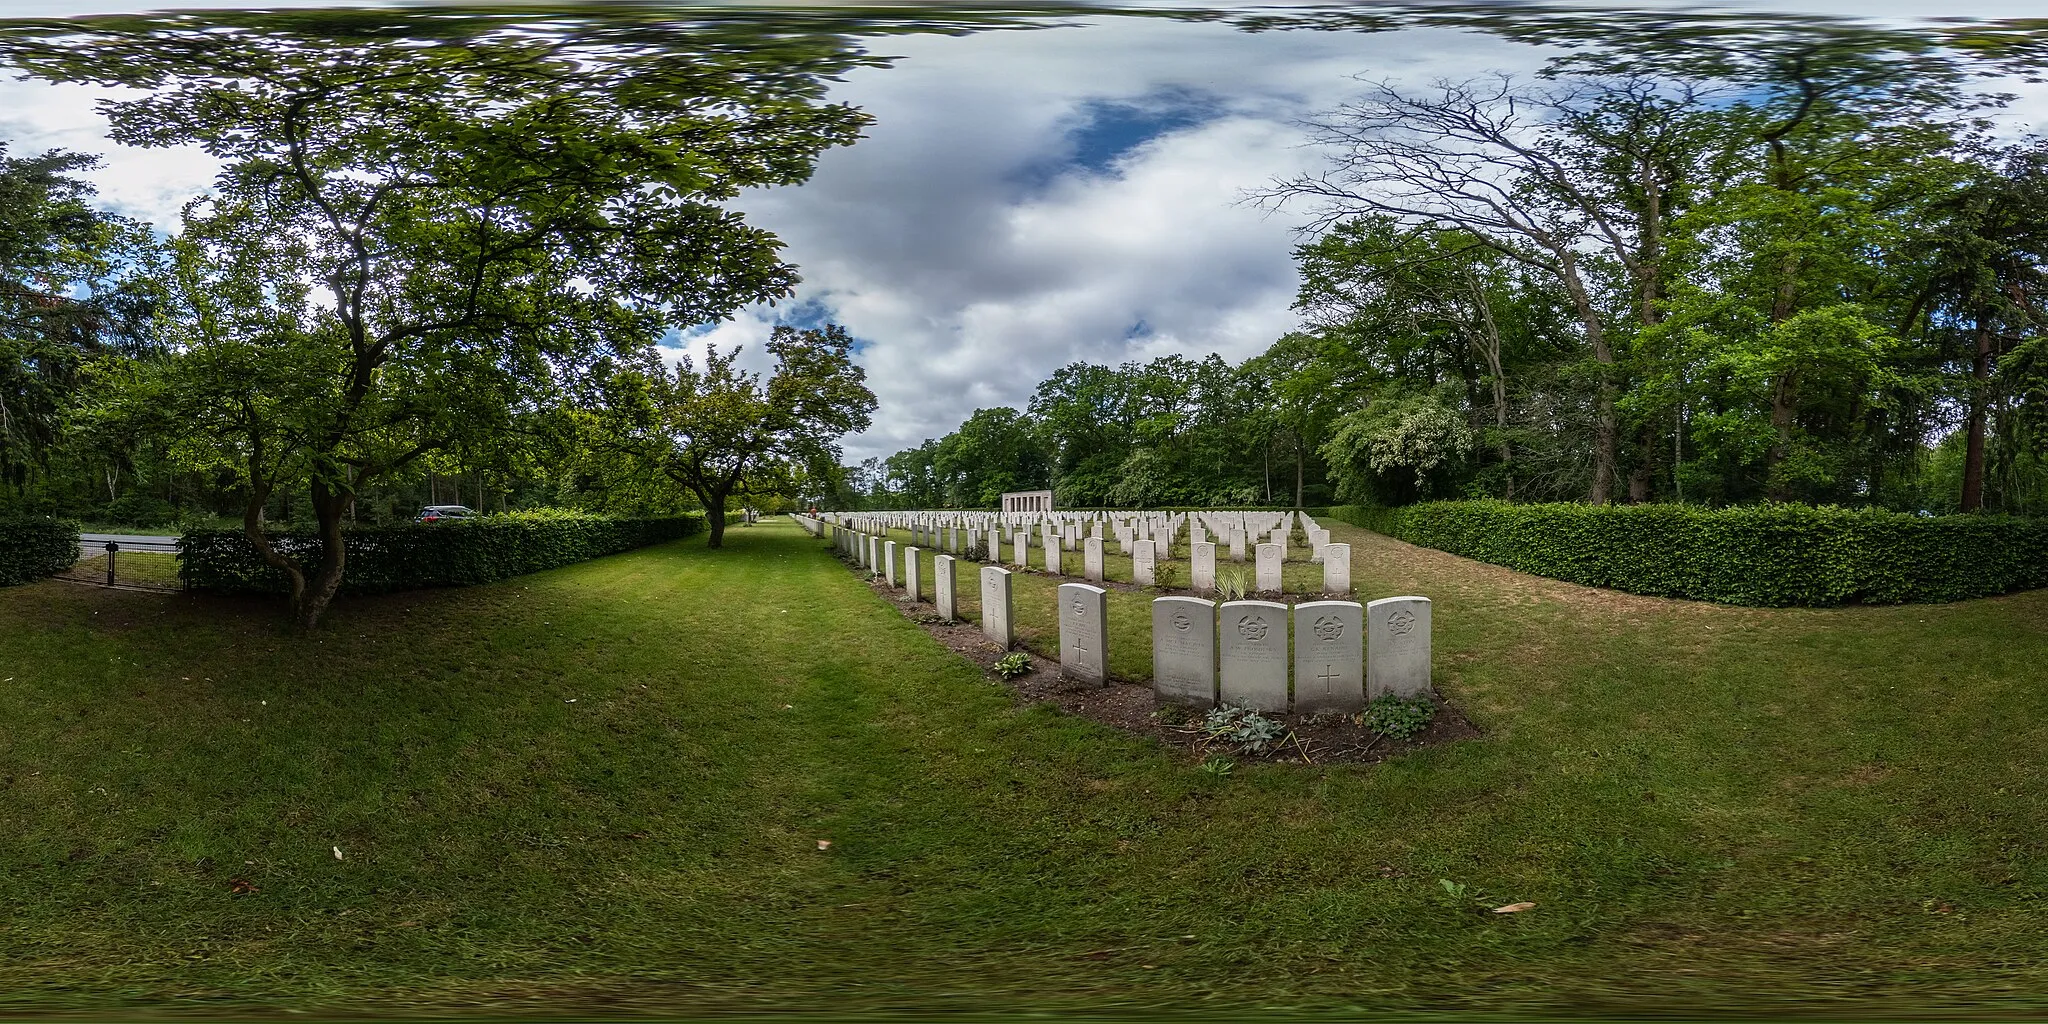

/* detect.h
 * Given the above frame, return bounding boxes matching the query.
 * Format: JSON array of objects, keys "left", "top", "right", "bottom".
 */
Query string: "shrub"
[
  {"left": 0, "top": 517, "right": 80, "bottom": 586},
  {"left": 1362, "top": 694, "right": 1436, "bottom": 740},
  {"left": 1326, "top": 501, "right": 2048, "bottom": 606},
  {"left": 1201, "top": 705, "right": 1290, "bottom": 755},
  {"left": 180, "top": 509, "right": 703, "bottom": 595}
]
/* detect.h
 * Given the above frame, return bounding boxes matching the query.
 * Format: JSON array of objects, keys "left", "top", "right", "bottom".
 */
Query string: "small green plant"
[
  {"left": 1362, "top": 694, "right": 1436, "bottom": 740},
  {"left": 1198, "top": 756, "right": 1236, "bottom": 778},
  {"left": 1155, "top": 560, "right": 1182, "bottom": 589},
  {"left": 1214, "top": 568, "right": 1249, "bottom": 601},
  {"left": 994, "top": 652, "right": 1032, "bottom": 679},
  {"left": 1439, "top": 878, "right": 1468, "bottom": 900},
  {"left": 1201, "top": 704, "right": 1289, "bottom": 755}
]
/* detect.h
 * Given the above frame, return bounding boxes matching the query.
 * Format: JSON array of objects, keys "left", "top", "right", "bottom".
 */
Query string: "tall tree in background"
[
  {"left": 0, "top": 144, "right": 154, "bottom": 489},
  {"left": 594, "top": 325, "right": 875, "bottom": 546},
  {"left": 0, "top": 15, "right": 874, "bottom": 625}
]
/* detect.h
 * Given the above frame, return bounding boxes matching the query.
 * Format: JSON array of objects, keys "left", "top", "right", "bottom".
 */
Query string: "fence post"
[{"left": 103, "top": 541, "right": 118, "bottom": 587}]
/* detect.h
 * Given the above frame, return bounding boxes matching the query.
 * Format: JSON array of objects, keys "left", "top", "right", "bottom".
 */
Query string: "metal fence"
[{"left": 54, "top": 538, "right": 185, "bottom": 593}]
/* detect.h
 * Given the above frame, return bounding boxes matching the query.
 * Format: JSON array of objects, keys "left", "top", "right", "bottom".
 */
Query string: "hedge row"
[
  {"left": 180, "top": 510, "right": 704, "bottom": 596},
  {"left": 1324, "top": 501, "right": 2048, "bottom": 606},
  {"left": 0, "top": 517, "right": 80, "bottom": 586}
]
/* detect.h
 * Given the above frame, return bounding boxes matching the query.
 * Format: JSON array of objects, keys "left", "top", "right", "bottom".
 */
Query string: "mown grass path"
[{"left": 3, "top": 519, "right": 2047, "bottom": 1015}]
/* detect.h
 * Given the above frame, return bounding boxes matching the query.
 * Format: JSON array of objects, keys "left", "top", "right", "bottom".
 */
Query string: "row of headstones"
[
  {"left": 822, "top": 509, "right": 1330, "bottom": 563},
  {"left": 821, "top": 515, "right": 1350, "bottom": 595},
  {"left": 818, "top": 520, "right": 1428, "bottom": 715},
  {"left": 1056, "top": 583, "right": 1430, "bottom": 714}
]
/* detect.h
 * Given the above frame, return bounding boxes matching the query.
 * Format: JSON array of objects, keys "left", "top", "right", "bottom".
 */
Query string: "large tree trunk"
[
  {"left": 1558, "top": 251, "right": 1619, "bottom": 504},
  {"left": 241, "top": 455, "right": 309, "bottom": 615},
  {"left": 705, "top": 494, "right": 729, "bottom": 548},
  {"left": 295, "top": 476, "right": 353, "bottom": 629},
  {"left": 1961, "top": 322, "right": 1995, "bottom": 512},
  {"left": 1767, "top": 372, "right": 1798, "bottom": 500}
]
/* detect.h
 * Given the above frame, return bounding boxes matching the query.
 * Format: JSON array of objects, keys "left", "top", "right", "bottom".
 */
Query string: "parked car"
[{"left": 414, "top": 505, "right": 479, "bottom": 522}]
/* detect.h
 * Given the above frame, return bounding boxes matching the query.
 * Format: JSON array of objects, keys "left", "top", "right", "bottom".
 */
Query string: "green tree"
[
  {"left": 3, "top": 19, "right": 873, "bottom": 625},
  {"left": 0, "top": 143, "right": 155, "bottom": 491},
  {"left": 595, "top": 325, "right": 876, "bottom": 547}
]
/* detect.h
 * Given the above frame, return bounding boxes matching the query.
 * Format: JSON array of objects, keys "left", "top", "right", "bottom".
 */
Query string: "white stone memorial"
[
  {"left": 935, "top": 554, "right": 957, "bottom": 621},
  {"left": 1219, "top": 599, "right": 1290, "bottom": 712},
  {"left": 1152, "top": 596, "right": 1216, "bottom": 706},
  {"left": 884, "top": 540, "right": 899, "bottom": 588},
  {"left": 1367, "top": 596, "right": 1432, "bottom": 698},
  {"left": 1228, "top": 531, "right": 1246, "bottom": 563},
  {"left": 1191, "top": 541, "right": 1216, "bottom": 592},
  {"left": 1255, "top": 542, "right": 1283, "bottom": 593},
  {"left": 1044, "top": 534, "right": 1063, "bottom": 575},
  {"left": 1084, "top": 537, "right": 1104, "bottom": 583},
  {"left": 1058, "top": 582, "right": 1109, "bottom": 685},
  {"left": 905, "top": 546, "right": 922, "bottom": 601},
  {"left": 1322, "top": 542, "right": 1351, "bottom": 595},
  {"left": 1133, "top": 540, "right": 1157, "bottom": 586},
  {"left": 1292, "top": 600, "right": 1364, "bottom": 714},
  {"left": 981, "top": 567, "right": 1015, "bottom": 648}
]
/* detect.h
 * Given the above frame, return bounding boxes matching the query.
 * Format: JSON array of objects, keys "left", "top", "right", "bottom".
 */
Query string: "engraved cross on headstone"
[{"left": 1318, "top": 663, "right": 1340, "bottom": 695}]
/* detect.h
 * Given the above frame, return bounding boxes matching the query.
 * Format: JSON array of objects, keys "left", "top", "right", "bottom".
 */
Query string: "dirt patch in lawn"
[{"left": 864, "top": 573, "right": 1479, "bottom": 766}]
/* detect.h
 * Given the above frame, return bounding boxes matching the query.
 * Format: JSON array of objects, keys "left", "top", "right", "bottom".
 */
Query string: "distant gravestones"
[
  {"left": 1219, "top": 599, "right": 1289, "bottom": 712},
  {"left": 1367, "top": 596, "right": 1432, "bottom": 698},
  {"left": 935, "top": 554, "right": 957, "bottom": 621},
  {"left": 1152, "top": 596, "right": 1216, "bottom": 706},
  {"left": 1255, "top": 542, "right": 1283, "bottom": 593},
  {"left": 981, "top": 566, "right": 1015, "bottom": 648},
  {"left": 1292, "top": 600, "right": 1364, "bottom": 714},
  {"left": 1059, "top": 582, "right": 1108, "bottom": 685}
]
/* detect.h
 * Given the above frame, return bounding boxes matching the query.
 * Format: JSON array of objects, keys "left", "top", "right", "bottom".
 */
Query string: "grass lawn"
[{"left": 4, "top": 518, "right": 2048, "bottom": 1016}]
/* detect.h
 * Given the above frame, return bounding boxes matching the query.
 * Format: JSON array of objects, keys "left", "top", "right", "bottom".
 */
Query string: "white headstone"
[
  {"left": 1011, "top": 531, "right": 1030, "bottom": 568},
  {"left": 1292, "top": 600, "right": 1364, "bottom": 714},
  {"left": 1058, "top": 582, "right": 1109, "bottom": 685},
  {"left": 1084, "top": 536, "right": 1104, "bottom": 582},
  {"left": 884, "top": 540, "right": 899, "bottom": 588},
  {"left": 935, "top": 554, "right": 957, "bottom": 621},
  {"left": 1367, "top": 596, "right": 1432, "bottom": 698},
  {"left": 1043, "top": 534, "right": 1062, "bottom": 575},
  {"left": 1133, "top": 540, "right": 1156, "bottom": 586},
  {"left": 1322, "top": 542, "right": 1351, "bottom": 595},
  {"left": 1219, "top": 600, "right": 1290, "bottom": 712},
  {"left": 1152, "top": 596, "right": 1216, "bottom": 706},
  {"left": 905, "top": 546, "right": 922, "bottom": 601},
  {"left": 1255, "top": 542, "right": 1283, "bottom": 593},
  {"left": 1191, "top": 541, "right": 1216, "bottom": 592},
  {"left": 1228, "top": 531, "right": 1246, "bottom": 563},
  {"left": 981, "top": 567, "right": 1015, "bottom": 648}
]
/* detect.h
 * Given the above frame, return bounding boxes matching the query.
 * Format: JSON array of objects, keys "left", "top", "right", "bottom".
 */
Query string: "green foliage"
[
  {"left": 1196, "top": 756, "right": 1236, "bottom": 778},
  {"left": 1213, "top": 567, "right": 1250, "bottom": 601},
  {"left": 1362, "top": 694, "right": 1436, "bottom": 740},
  {"left": 179, "top": 509, "right": 701, "bottom": 596},
  {"left": 993, "top": 652, "right": 1031, "bottom": 680},
  {"left": 0, "top": 516, "right": 78, "bottom": 585},
  {"left": 1328, "top": 501, "right": 2048, "bottom": 605},
  {"left": 1200, "top": 705, "right": 1290, "bottom": 755}
]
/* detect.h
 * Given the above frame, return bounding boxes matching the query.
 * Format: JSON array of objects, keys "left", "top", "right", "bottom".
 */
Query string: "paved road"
[{"left": 78, "top": 533, "right": 180, "bottom": 556}]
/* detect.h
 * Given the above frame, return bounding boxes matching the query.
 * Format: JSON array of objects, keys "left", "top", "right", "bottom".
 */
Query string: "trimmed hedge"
[
  {"left": 180, "top": 510, "right": 704, "bottom": 596},
  {"left": 1325, "top": 501, "right": 2048, "bottom": 606},
  {"left": 0, "top": 517, "right": 80, "bottom": 586}
]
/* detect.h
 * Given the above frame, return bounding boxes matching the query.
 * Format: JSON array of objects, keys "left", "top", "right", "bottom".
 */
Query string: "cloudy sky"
[{"left": 4, "top": 1, "right": 2046, "bottom": 462}]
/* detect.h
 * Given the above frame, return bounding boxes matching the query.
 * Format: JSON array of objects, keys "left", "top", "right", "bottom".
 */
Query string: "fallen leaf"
[
  {"left": 229, "top": 878, "right": 258, "bottom": 895},
  {"left": 816, "top": 839, "right": 832, "bottom": 850},
  {"left": 333, "top": 846, "right": 344, "bottom": 860},
  {"left": 1492, "top": 902, "right": 1537, "bottom": 914}
]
